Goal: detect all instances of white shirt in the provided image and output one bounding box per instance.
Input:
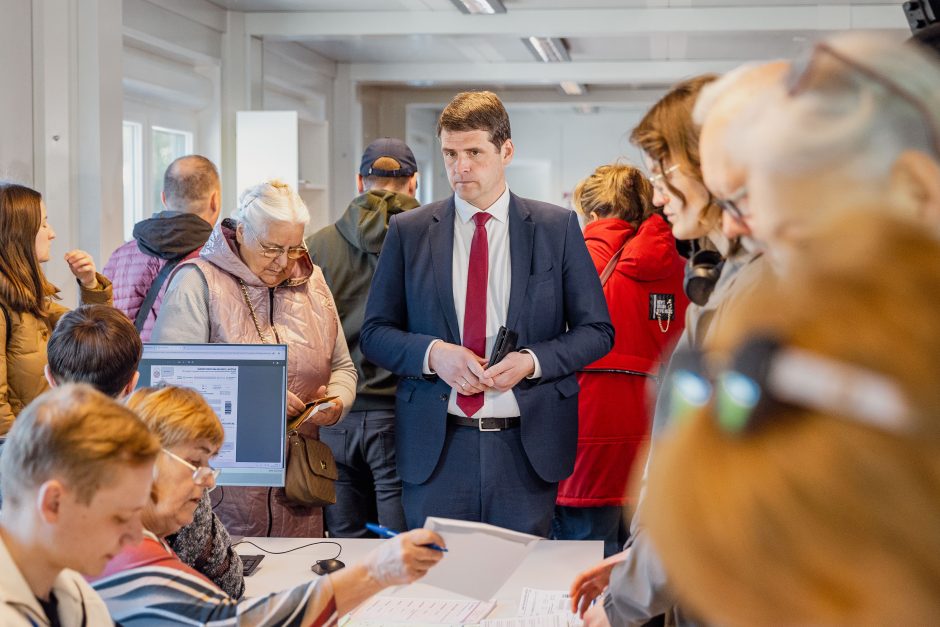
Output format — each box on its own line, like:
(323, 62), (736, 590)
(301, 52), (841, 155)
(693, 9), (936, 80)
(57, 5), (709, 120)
(423, 186), (541, 418)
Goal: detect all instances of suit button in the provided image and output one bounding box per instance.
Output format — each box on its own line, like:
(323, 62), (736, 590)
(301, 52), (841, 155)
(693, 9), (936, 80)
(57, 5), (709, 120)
(440, 394), (448, 401)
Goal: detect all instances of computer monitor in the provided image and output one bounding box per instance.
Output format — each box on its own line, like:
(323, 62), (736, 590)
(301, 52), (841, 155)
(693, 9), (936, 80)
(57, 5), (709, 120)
(137, 343), (288, 487)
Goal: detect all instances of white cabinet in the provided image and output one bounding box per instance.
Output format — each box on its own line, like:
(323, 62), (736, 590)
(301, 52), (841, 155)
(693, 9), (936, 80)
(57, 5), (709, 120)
(235, 110), (330, 235)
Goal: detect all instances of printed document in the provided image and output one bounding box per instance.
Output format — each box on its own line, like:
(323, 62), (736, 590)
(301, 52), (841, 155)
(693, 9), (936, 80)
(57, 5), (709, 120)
(342, 596), (495, 625)
(419, 518), (541, 600)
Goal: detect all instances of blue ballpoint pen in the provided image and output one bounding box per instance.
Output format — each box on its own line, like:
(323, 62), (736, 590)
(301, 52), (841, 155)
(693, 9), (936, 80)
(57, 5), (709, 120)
(365, 522), (448, 552)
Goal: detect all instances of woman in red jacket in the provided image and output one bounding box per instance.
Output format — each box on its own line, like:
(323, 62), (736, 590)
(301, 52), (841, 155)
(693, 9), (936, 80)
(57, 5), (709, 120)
(554, 163), (689, 556)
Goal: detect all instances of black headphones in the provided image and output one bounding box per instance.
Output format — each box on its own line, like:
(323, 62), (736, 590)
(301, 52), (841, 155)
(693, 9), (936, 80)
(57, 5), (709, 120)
(683, 249), (724, 306)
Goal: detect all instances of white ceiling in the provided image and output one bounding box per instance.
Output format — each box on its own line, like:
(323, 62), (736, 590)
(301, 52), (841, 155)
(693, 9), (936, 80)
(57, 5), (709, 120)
(207, 0), (910, 92)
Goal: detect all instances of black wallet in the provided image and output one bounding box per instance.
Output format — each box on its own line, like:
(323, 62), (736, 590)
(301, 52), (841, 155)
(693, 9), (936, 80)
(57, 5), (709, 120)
(487, 326), (518, 368)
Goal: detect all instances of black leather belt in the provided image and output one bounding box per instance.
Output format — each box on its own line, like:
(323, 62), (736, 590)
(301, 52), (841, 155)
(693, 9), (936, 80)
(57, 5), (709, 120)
(447, 413), (520, 431)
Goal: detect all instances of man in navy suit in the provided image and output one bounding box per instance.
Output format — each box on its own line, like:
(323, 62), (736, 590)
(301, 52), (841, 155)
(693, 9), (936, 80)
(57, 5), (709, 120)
(361, 91), (613, 536)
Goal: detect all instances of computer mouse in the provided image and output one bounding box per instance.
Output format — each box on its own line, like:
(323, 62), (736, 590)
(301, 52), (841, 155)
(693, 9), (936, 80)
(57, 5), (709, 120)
(311, 558), (346, 575)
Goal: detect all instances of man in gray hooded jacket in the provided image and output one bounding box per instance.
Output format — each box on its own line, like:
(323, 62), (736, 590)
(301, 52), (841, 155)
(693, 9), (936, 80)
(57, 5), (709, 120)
(307, 138), (419, 537)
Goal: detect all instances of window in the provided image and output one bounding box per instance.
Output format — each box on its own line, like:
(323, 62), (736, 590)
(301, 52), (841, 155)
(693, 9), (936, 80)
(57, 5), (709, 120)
(122, 122), (143, 242)
(418, 160), (432, 206)
(150, 126), (193, 217)
(121, 118), (195, 242)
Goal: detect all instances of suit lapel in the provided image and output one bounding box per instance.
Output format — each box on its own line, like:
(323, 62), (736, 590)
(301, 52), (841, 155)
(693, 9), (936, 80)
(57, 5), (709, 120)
(429, 197), (461, 343)
(507, 194), (534, 331)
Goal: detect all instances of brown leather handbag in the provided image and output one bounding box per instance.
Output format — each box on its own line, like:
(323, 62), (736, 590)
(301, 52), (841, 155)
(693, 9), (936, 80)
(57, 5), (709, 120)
(239, 278), (338, 506)
(284, 427), (338, 507)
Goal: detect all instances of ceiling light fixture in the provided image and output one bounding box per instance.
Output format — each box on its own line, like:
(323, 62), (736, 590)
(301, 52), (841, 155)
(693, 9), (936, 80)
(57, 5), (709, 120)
(559, 81), (587, 96)
(524, 36), (571, 63)
(450, 0), (507, 14)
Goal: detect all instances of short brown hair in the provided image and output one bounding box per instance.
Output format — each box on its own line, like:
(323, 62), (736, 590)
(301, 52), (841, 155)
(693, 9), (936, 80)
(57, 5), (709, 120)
(645, 212), (940, 625)
(363, 156), (414, 193)
(573, 163), (655, 228)
(0, 182), (56, 320)
(163, 155), (220, 214)
(47, 305), (142, 398)
(437, 91), (511, 150)
(630, 75), (719, 227)
(0, 384), (159, 507)
(126, 386), (225, 450)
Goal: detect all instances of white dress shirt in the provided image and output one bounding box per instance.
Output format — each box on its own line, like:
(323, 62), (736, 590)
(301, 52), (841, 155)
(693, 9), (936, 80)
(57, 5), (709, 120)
(423, 186), (542, 418)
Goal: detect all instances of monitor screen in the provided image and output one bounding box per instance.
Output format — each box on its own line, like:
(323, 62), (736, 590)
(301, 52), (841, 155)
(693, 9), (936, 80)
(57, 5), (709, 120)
(137, 343), (288, 487)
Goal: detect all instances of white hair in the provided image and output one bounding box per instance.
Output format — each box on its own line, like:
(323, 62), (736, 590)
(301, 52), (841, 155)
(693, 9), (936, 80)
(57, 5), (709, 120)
(233, 179), (310, 233)
(731, 32), (940, 182)
(692, 61), (767, 127)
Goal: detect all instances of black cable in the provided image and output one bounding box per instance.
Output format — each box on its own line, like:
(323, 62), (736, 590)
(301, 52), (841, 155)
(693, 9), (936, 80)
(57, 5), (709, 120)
(231, 539), (343, 561)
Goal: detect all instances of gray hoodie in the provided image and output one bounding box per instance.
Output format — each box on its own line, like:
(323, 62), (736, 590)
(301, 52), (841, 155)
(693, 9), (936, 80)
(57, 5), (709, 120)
(307, 189), (420, 411)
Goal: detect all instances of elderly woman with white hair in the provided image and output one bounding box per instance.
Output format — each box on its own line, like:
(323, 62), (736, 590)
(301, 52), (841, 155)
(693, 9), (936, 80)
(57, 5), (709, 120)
(154, 179), (357, 537)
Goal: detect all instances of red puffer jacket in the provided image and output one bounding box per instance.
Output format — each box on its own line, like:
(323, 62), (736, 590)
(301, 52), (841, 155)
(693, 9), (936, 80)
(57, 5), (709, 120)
(557, 215), (689, 507)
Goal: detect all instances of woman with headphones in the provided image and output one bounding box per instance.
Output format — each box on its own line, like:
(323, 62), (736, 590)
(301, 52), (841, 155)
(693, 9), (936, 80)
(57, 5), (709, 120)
(571, 71), (773, 627)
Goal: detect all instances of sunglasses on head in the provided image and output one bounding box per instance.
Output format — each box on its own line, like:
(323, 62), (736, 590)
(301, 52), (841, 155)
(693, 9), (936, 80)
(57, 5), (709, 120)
(667, 335), (912, 435)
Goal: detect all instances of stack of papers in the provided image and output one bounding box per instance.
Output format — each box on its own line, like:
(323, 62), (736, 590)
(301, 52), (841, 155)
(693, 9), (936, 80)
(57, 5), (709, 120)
(480, 588), (581, 627)
(342, 597), (496, 626)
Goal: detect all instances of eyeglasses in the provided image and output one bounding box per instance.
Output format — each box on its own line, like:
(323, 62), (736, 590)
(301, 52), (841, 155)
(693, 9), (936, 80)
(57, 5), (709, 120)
(714, 185), (749, 222)
(667, 336), (912, 435)
(244, 224), (309, 260)
(787, 41), (940, 158)
(648, 164), (679, 193)
(162, 448), (220, 487)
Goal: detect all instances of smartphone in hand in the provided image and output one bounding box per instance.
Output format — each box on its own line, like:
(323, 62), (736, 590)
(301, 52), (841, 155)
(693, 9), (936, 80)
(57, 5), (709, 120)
(289, 395), (339, 430)
(487, 326), (518, 369)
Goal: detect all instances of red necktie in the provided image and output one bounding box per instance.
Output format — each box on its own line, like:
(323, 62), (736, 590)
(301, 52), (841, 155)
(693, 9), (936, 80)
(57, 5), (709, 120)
(457, 211), (492, 417)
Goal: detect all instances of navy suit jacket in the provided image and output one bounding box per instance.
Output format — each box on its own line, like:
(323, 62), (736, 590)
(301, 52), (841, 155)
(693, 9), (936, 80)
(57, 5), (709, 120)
(360, 193), (614, 485)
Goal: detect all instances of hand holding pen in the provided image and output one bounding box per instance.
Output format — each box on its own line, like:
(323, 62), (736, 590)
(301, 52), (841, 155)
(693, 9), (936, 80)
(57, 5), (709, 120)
(366, 523), (448, 552)
(362, 526), (448, 586)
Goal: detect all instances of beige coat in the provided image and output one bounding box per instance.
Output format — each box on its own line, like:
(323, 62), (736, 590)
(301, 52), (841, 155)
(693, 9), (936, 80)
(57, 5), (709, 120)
(0, 275), (113, 435)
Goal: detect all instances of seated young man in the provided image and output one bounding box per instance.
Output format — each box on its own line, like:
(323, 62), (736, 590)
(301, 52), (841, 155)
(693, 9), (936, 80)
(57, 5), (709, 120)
(0, 384), (159, 626)
(44, 304), (143, 397)
(44, 304), (247, 599)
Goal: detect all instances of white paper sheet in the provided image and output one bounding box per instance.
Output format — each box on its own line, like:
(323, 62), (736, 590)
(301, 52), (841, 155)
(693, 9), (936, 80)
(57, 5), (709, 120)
(479, 614), (570, 627)
(344, 596), (496, 624)
(419, 517), (541, 601)
(517, 588), (573, 617)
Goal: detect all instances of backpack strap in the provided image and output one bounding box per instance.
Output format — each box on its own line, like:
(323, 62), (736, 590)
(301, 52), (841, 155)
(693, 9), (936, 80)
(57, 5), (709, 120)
(134, 258), (184, 332)
(599, 242), (628, 287)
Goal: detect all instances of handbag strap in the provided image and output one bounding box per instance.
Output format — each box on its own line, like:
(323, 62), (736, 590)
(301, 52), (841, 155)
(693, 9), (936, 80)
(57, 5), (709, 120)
(599, 242), (628, 286)
(134, 258), (183, 332)
(237, 278), (280, 344)
(1, 303), (10, 348)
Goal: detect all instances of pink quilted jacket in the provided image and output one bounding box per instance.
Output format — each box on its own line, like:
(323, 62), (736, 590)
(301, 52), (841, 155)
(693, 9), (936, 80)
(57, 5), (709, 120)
(103, 241), (200, 341)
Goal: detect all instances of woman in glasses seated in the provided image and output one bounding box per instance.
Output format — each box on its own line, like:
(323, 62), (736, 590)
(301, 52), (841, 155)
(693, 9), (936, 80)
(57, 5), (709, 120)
(153, 179), (356, 538)
(93, 385), (444, 626)
(644, 212), (940, 625)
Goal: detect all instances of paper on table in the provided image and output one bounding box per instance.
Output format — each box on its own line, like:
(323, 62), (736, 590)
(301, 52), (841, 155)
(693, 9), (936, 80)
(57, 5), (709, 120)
(420, 517), (541, 600)
(344, 596), (495, 624)
(517, 588), (574, 617)
(479, 615), (571, 627)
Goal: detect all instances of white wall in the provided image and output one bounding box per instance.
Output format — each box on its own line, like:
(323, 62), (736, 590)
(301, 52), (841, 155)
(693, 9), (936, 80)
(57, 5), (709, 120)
(0, 0), (34, 185)
(507, 107), (647, 208)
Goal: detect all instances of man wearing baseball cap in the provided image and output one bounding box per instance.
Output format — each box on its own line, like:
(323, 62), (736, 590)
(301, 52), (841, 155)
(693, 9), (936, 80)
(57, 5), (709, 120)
(306, 137), (419, 538)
